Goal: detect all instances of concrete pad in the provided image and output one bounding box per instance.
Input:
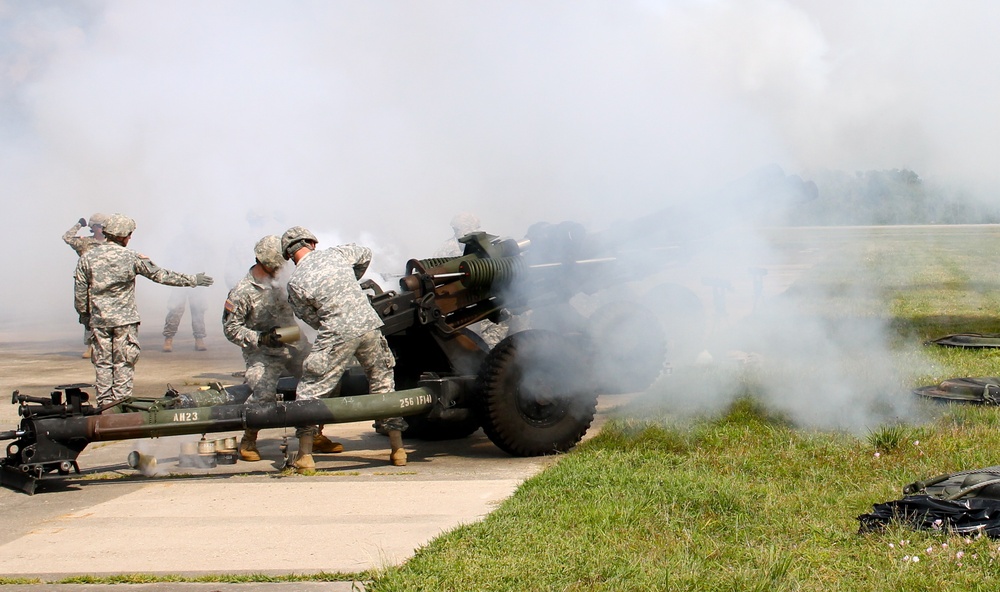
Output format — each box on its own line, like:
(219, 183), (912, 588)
(0, 478), (522, 576)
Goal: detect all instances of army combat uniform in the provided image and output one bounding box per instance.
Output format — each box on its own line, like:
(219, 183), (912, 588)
(223, 269), (308, 403)
(64, 220), (106, 353)
(63, 220), (104, 257)
(74, 243), (202, 405)
(286, 245), (403, 431)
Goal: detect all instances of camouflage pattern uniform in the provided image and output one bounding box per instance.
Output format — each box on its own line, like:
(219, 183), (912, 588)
(223, 269), (308, 403)
(64, 220), (106, 348)
(286, 244), (404, 433)
(163, 291), (208, 340)
(74, 243), (201, 404)
(63, 221), (104, 257)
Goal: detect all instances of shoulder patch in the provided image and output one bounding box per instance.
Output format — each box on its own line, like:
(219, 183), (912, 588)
(224, 299), (235, 312)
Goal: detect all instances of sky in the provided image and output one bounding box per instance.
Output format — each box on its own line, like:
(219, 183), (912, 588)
(2, 0), (998, 428)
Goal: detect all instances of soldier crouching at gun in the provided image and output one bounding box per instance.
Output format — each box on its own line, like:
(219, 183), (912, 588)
(222, 235), (344, 462)
(281, 226), (409, 471)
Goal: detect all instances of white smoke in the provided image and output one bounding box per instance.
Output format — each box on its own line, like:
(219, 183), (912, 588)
(2, 1), (996, 429)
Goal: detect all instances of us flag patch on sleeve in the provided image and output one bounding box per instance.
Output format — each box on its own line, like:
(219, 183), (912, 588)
(224, 299), (235, 312)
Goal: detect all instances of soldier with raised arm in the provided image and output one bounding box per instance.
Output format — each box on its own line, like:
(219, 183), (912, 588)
(74, 214), (214, 406)
(64, 213), (108, 357)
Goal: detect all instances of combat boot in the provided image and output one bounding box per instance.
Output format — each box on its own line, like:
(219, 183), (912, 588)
(239, 429), (261, 462)
(313, 433), (344, 454)
(292, 434), (315, 473)
(388, 430), (407, 466)
(81, 345), (92, 359)
(194, 338), (207, 351)
(162, 337), (173, 352)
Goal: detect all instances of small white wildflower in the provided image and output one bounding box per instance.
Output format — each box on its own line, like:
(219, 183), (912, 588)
(889, 543), (895, 548)
(912, 556), (920, 563)
(942, 543), (948, 549)
(956, 551), (965, 559)
(874, 452), (881, 458)
(914, 440), (920, 446)
(903, 555), (911, 562)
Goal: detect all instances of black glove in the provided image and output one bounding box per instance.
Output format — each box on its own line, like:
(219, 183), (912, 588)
(258, 327), (282, 348)
(79, 313), (90, 328)
(195, 273), (214, 287)
(78, 217), (88, 227)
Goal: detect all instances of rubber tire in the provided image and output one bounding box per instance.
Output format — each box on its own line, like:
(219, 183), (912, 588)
(476, 330), (598, 457)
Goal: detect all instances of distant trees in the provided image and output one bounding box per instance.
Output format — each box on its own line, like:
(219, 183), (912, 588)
(782, 169), (1000, 225)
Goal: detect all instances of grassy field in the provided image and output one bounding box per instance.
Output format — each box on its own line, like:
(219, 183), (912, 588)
(366, 225), (1000, 591)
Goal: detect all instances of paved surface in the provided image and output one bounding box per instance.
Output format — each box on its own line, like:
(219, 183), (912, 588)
(0, 333), (575, 587)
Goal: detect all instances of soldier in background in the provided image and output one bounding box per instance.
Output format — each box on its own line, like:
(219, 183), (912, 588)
(281, 226), (408, 472)
(433, 212), (481, 258)
(74, 214), (214, 406)
(222, 235), (342, 462)
(63, 212), (108, 256)
(64, 213), (108, 358)
(161, 291), (208, 352)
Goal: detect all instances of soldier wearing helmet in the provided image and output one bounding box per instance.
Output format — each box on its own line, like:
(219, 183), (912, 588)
(222, 235), (342, 461)
(280, 226), (408, 471)
(63, 212), (109, 257)
(74, 214), (215, 406)
(63, 212), (110, 358)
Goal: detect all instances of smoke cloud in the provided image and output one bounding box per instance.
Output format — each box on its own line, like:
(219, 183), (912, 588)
(2, 1), (995, 429)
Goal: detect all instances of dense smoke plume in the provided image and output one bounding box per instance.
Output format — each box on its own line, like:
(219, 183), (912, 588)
(2, 1), (998, 430)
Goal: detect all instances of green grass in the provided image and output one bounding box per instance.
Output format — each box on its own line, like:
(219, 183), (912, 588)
(365, 226), (1000, 591)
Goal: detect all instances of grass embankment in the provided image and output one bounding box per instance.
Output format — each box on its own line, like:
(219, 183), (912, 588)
(369, 226), (1000, 591)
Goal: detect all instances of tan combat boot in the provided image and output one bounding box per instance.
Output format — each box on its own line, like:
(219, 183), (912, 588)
(194, 338), (207, 351)
(239, 429), (261, 462)
(81, 345), (93, 359)
(292, 433), (315, 473)
(388, 430), (407, 466)
(162, 337), (173, 352)
(313, 433), (344, 454)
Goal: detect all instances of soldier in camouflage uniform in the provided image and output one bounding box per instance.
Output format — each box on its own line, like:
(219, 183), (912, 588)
(161, 291), (209, 352)
(64, 213), (109, 358)
(223, 235), (343, 461)
(74, 214), (214, 406)
(281, 226), (408, 472)
(63, 212), (108, 256)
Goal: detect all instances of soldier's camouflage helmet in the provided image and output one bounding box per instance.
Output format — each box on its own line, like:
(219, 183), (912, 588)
(89, 212), (109, 228)
(281, 226), (318, 260)
(103, 213), (136, 238)
(254, 235), (285, 271)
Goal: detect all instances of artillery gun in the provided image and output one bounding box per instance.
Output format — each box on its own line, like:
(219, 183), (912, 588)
(1, 222), (669, 494)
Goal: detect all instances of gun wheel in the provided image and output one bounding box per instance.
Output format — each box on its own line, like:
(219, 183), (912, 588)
(476, 330), (597, 456)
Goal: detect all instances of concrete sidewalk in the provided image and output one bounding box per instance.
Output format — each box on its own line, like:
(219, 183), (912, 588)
(0, 423), (550, 581)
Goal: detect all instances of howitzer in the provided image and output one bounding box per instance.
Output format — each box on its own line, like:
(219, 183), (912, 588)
(2, 222), (669, 494)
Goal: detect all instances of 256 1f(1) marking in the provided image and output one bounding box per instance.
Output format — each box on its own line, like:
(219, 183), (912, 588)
(399, 395), (432, 408)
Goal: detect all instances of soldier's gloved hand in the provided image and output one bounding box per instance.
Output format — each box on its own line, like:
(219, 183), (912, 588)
(195, 273), (214, 287)
(78, 217), (88, 227)
(78, 313), (90, 328)
(258, 327), (282, 348)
